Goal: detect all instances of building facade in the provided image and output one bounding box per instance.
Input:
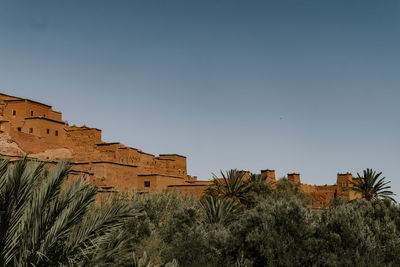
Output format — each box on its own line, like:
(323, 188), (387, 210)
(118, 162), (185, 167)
(0, 93), (358, 208)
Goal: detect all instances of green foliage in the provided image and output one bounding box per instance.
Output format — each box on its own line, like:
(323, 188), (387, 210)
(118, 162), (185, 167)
(201, 196), (240, 225)
(228, 196), (316, 267)
(346, 168), (396, 201)
(274, 177), (309, 203)
(312, 199), (400, 266)
(2, 163), (399, 267)
(120, 191), (230, 267)
(246, 174), (274, 203)
(0, 157), (133, 267)
(205, 169), (252, 205)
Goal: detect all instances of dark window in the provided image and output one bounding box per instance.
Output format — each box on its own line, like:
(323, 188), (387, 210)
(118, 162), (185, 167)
(30, 111), (34, 116)
(43, 114), (46, 118)
(55, 130), (58, 136)
(12, 110), (16, 116)
(144, 181), (150, 188)
(47, 129), (50, 134)
(17, 127), (21, 132)
(29, 128), (33, 134)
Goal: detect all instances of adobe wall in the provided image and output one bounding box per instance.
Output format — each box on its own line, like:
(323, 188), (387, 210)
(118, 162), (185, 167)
(0, 93), (22, 102)
(72, 161), (139, 191)
(137, 174), (186, 192)
(8, 127), (53, 153)
(4, 100), (59, 122)
(158, 154), (187, 177)
(23, 118), (65, 141)
(167, 183), (211, 198)
(0, 93), (361, 209)
(261, 169), (276, 182)
(0, 94), (194, 196)
(2, 101), (29, 129)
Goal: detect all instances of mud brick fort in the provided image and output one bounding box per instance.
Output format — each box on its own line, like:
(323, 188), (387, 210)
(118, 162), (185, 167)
(0, 93), (357, 208)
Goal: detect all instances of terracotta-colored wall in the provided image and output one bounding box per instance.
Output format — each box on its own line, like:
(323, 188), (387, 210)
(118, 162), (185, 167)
(72, 162), (139, 191)
(0, 95), (361, 209)
(261, 169), (276, 182)
(4, 100), (55, 122)
(23, 118), (65, 142)
(158, 154), (187, 177)
(137, 174), (186, 192)
(3, 101), (28, 129)
(9, 127), (51, 153)
(167, 184), (210, 198)
(288, 173), (301, 183)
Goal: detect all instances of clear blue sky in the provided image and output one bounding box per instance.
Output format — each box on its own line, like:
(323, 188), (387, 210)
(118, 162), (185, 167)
(1, 0), (399, 197)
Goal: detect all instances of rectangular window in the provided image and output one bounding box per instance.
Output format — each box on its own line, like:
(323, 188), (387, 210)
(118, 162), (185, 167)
(17, 128), (21, 132)
(29, 128), (33, 134)
(55, 130), (58, 136)
(144, 181), (150, 188)
(12, 110), (16, 116)
(47, 129), (50, 134)
(30, 111), (34, 116)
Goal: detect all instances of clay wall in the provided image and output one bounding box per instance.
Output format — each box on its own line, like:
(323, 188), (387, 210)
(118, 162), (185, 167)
(66, 127), (102, 146)
(336, 173), (358, 200)
(95, 143), (123, 162)
(137, 152), (157, 174)
(137, 174), (186, 192)
(154, 158), (173, 174)
(5, 100), (54, 120)
(23, 101), (54, 119)
(167, 184), (210, 198)
(117, 147), (138, 165)
(8, 127), (51, 153)
(158, 154), (187, 177)
(65, 127), (102, 161)
(23, 118), (65, 142)
(288, 173), (301, 183)
(261, 169), (276, 182)
(0, 94), (362, 209)
(336, 173), (352, 190)
(73, 162), (138, 191)
(3, 101), (29, 129)
(0, 93), (21, 102)
(0, 94), (21, 117)
(0, 121), (11, 133)
(47, 110), (62, 121)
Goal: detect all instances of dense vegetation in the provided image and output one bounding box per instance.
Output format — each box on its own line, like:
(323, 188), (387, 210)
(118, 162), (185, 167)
(0, 160), (399, 266)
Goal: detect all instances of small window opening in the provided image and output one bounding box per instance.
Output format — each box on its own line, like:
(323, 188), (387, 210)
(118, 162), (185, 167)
(43, 114), (46, 118)
(12, 110), (16, 116)
(47, 129), (50, 134)
(55, 130), (59, 136)
(30, 111), (34, 116)
(17, 127), (21, 132)
(29, 128), (33, 134)
(144, 181), (150, 188)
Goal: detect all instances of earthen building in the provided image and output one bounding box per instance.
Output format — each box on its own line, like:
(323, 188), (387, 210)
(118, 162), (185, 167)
(0, 93), (358, 208)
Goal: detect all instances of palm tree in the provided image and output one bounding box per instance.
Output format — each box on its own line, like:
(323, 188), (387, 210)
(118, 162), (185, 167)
(0, 157), (132, 266)
(201, 196), (239, 225)
(345, 168), (396, 202)
(206, 169), (252, 205)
